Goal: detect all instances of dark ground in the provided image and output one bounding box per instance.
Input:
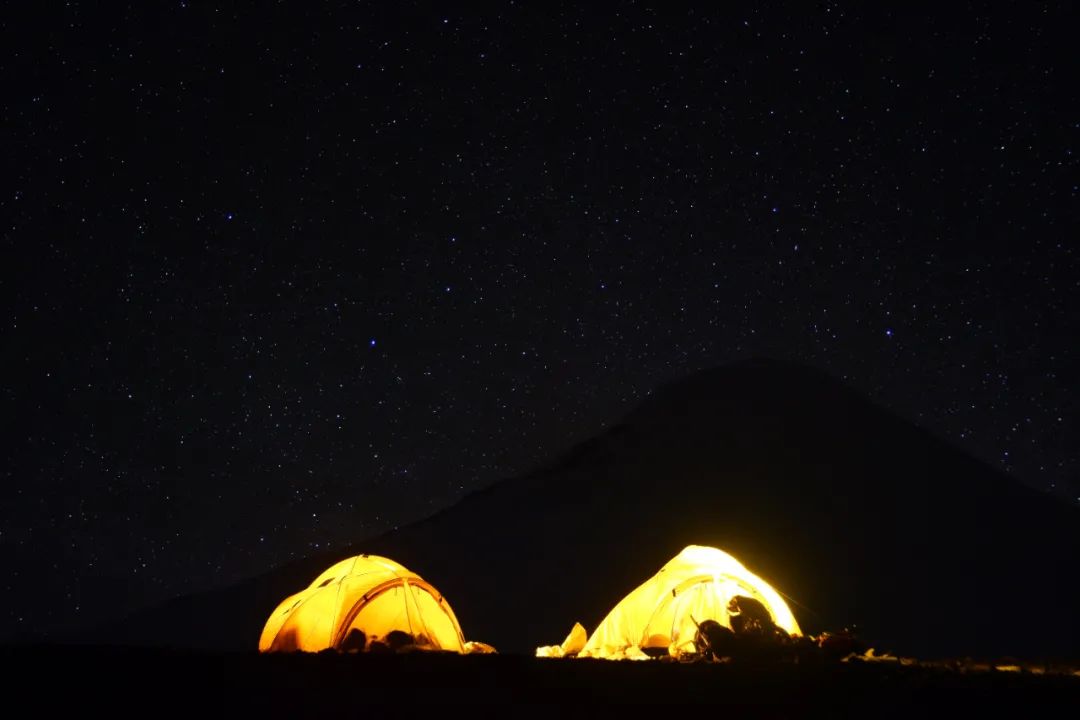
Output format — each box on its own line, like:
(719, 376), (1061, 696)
(10, 645), (1079, 716)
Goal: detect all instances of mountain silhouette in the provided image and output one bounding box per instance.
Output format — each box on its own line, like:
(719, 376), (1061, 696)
(75, 359), (1080, 659)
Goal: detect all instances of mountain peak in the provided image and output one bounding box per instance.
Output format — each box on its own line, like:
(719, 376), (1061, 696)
(84, 361), (1080, 660)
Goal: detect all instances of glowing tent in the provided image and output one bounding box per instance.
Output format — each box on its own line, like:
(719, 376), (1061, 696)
(259, 554), (466, 653)
(540, 545), (801, 659)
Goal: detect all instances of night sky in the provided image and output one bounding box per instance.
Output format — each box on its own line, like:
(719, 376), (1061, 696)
(3, 2), (1077, 638)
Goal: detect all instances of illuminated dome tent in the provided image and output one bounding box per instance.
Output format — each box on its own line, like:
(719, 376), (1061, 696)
(539, 545), (801, 659)
(259, 554), (466, 653)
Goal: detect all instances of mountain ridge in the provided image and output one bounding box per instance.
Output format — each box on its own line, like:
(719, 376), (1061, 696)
(57, 359), (1080, 659)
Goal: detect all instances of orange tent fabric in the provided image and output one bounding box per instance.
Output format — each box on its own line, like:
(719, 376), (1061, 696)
(259, 554), (465, 653)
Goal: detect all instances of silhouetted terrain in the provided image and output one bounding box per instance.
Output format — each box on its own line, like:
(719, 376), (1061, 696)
(14, 643), (1080, 712)
(73, 360), (1080, 659)
(7, 645), (1080, 715)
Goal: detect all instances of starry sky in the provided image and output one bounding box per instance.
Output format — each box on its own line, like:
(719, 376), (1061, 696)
(3, 2), (1077, 638)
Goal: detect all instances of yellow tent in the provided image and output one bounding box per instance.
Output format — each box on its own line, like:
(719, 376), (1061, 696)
(259, 554), (466, 653)
(540, 545), (801, 659)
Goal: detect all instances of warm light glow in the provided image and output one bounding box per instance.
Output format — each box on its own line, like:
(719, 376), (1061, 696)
(539, 545), (802, 659)
(258, 554), (466, 653)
